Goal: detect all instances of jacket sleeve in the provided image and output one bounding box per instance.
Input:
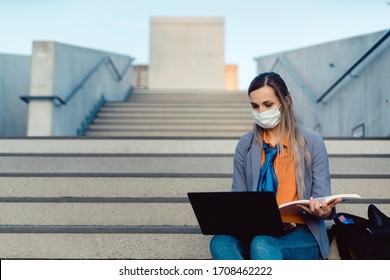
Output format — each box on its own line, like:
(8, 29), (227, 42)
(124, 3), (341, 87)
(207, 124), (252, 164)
(232, 135), (248, 192)
(310, 132), (331, 198)
(308, 132), (337, 220)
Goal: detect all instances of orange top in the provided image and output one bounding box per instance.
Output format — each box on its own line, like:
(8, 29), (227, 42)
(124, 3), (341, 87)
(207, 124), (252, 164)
(261, 131), (305, 224)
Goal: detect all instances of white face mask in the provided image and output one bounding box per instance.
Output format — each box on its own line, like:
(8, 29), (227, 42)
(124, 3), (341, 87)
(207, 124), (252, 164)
(251, 107), (281, 129)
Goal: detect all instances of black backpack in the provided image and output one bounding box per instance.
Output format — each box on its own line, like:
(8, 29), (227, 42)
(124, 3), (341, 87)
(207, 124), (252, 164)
(332, 204), (390, 260)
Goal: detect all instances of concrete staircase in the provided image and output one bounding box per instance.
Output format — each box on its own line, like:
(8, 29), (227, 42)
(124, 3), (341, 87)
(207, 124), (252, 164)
(0, 89), (389, 259)
(85, 89), (252, 137)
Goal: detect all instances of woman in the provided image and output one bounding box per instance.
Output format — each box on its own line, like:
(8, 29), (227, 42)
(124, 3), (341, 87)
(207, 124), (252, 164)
(210, 72), (341, 260)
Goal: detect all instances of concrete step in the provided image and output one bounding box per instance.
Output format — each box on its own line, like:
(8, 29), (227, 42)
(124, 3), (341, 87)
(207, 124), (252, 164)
(1, 155), (389, 175)
(0, 233), (211, 259)
(96, 112), (251, 118)
(88, 123), (252, 131)
(331, 178), (390, 198)
(125, 97), (247, 104)
(0, 139), (389, 155)
(129, 90), (246, 96)
(84, 130), (246, 137)
(1, 200), (387, 226)
(0, 155), (234, 175)
(0, 177), (231, 197)
(93, 118), (252, 125)
(0, 139), (239, 154)
(99, 107), (250, 113)
(0, 202), (197, 226)
(127, 93), (247, 98)
(132, 87), (245, 93)
(0, 177), (388, 199)
(104, 102), (249, 108)
(126, 96), (247, 101)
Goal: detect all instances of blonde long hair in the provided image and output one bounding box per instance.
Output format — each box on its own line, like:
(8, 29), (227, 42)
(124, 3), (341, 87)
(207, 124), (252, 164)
(248, 72), (312, 199)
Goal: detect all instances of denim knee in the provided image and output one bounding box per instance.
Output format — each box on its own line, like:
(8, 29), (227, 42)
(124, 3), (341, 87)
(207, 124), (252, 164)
(250, 235), (282, 260)
(210, 235), (245, 260)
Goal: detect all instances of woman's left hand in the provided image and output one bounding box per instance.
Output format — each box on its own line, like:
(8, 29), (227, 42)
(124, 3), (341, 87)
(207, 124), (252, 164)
(298, 197), (342, 218)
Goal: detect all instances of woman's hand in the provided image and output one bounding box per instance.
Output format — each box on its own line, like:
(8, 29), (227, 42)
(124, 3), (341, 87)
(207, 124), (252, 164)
(298, 197), (342, 218)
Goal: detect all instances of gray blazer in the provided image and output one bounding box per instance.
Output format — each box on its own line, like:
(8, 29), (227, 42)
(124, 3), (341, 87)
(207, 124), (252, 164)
(232, 127), (332, 259)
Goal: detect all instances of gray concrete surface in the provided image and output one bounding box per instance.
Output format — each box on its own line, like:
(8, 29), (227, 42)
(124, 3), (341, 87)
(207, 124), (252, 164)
(95, 112), (250, 118)
(99, 107), (249, 113)
(0, 176), (390, 206)
(84, 130), (245, 137)
(93, 118), (251, 124)
(0, 234), (212, 259)
(131, 88), (245, 95)
(1, 156), (389, 175)
(0, 203), (198, 226)
(0, 53), (30, 136)
(0, 139), (238, 154)
(0, 177), (231, 197)
(0, 156), (234, 174)
(1, 139), (389, 155)
(88, 123), (252, 131)
(0, 177), (388, 199)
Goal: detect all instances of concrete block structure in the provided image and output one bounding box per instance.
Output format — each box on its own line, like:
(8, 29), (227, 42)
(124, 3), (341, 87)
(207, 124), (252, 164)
(148, 17), (225, 90)
(254, 29), (390, 137)
(0, 53), (30, 136)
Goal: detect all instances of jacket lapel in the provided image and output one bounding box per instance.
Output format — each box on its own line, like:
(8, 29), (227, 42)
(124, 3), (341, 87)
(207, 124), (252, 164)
(251, 139), (261, 192)
(299, 148), (307, 198)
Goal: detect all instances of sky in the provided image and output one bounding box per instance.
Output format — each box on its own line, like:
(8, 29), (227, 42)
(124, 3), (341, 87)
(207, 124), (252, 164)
(0, 0), (389, 89)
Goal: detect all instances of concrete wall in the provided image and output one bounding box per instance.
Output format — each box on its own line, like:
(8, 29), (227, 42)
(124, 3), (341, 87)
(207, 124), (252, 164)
(26, 41), (133, 136)
(254, 29), (390, 137)
(148, 17), (225, 90)
(0, 53), (30, 136)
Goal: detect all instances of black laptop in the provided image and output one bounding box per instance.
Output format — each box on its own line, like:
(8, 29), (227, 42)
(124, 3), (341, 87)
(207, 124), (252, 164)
(187, 191), (285, 239)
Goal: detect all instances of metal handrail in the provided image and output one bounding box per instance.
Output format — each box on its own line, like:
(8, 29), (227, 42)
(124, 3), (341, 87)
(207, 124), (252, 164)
(317, 29), (390, 103)
(76, 94), (106, 136)
(20, 56), (133, 106)
(19, 95), (66, 105)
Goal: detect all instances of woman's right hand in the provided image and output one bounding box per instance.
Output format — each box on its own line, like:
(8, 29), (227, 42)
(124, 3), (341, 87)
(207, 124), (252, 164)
(298, 197), (342, 218)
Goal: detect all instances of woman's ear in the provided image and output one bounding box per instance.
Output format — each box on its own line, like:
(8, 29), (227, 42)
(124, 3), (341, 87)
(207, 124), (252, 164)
(285, 95), (292, 106)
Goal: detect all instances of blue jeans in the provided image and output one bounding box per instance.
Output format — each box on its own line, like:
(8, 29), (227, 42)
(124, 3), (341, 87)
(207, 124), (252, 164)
(210, 227), (320, 260)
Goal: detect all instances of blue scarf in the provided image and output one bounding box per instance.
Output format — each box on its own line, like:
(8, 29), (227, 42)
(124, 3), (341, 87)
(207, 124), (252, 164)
(257, 142), (279, 193)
